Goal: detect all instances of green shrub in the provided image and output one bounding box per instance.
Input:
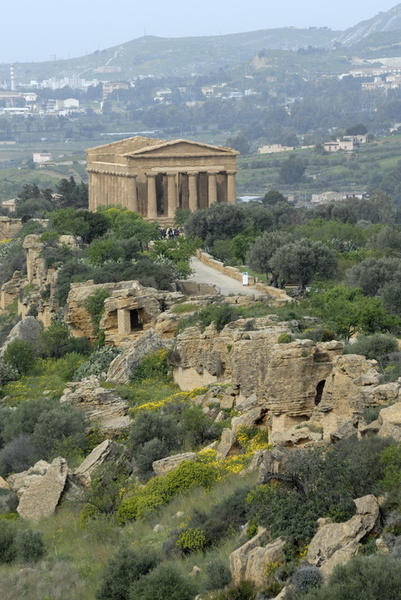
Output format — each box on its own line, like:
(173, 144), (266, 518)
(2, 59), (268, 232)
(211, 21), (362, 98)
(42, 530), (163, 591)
(128, 411), (180, 455)
(3, 339), (36, 376)
(180, 302), (241, 333)
(176, 527), (207, 553)
(247, 437), (392, 544)
(30, 405), (88, 463)
(131, 349), (170, 382)
(277, 332), (293, 344)
(0, 520), (17, 563)
(87, 238), (125, 266)
(72, 346), (121, 380)
(55, 352), (85, 381)
(85, 288), (111, 336)
(38, 319), (90, 359)
(210, 581), (257, 600)
(171, 303), (199, 314)
(380, 444), (401, 492)
(205, 558), (232, 591)
(128, 563), (196, 600)
(185, 485), (250, 548)
(292, 566), (323, 595)
(117, 461), (218, 522)
(134, 438), (170, 479)
(15, 528), (45, 563)
(96, 546), (160, 600)
(86, 459), (131, 517)
(301, 555), (401, 600)
(0, 361), (19, 385)
(344, 333), (399, 366)
(0, 434), (34, 476)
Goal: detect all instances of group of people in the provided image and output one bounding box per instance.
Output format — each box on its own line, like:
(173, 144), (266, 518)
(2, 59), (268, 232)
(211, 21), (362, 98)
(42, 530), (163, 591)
(160, 227), (180, 239)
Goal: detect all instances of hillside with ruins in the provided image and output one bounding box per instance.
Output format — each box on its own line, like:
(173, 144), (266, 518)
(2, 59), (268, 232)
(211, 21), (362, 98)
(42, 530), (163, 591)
(3, 185), (401, 599)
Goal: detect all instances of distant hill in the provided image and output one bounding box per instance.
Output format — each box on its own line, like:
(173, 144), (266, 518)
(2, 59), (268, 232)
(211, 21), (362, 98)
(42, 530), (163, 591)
(2, 28), (338, 83)
(334, 3), (401, 47)
(3, 5), (401, 84)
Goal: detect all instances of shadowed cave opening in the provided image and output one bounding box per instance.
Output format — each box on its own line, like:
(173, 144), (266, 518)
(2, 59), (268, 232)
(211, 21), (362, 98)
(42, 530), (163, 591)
(315, 380), (326, 406)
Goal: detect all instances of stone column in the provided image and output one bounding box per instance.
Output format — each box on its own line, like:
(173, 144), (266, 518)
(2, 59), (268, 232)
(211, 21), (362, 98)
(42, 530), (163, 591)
(117, 309), (131, 334)
(146, 173), (158, 219)
(227, 170), (237, 204)
(188, 173), (198, 212)
(97, 173), (102, 208)
(167, 173), (177, 219)
(208, 172), (217, 206)
(128, 175), (138, 213)
(88, 172), (95, 211)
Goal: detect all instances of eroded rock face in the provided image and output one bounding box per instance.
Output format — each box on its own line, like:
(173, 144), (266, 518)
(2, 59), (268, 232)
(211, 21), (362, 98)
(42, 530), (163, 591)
(106, 329), (167, 384)
(173, 321), (401, 443)
(230, 529), (286, 586)
(8, 458), (68, 522)
(306, 495), (380, 578)
(60, 376), (130, 433)
(152, 453), (197, 476)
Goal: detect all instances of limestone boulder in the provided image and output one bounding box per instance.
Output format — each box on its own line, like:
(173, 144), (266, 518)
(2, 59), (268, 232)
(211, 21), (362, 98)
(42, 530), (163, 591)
(152, 453), (197, 476)
(329, 420), (357, 443)
(73, 439), (131, 486)
(60, 376), (130, 433)
(230, 528), (286, 586)
(306, 495), (380, 578)
(106, 329), (167, 384)
(0, 316), (42, 357)
(8, 458), (68, 522)
(236, 392), (258, 413)
(216, 428), (237, 459)
(231, 407), (264, 433)
(378, 402), (401, 441)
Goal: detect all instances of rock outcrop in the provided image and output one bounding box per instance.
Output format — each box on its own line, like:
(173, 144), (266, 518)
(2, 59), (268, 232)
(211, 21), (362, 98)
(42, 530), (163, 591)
(230, 528), (286, 585)
(73, 439), (131, 486)
(8, 458), (68, 522)
(306, 495), (380, 578)
(152, 452), (197, 476)
(0, 270), (22, 310)
(0, 316), (42, 358)
(172, 320), (401, 444)
(377, 402), (401, 441)
(60, 376), (130, 432)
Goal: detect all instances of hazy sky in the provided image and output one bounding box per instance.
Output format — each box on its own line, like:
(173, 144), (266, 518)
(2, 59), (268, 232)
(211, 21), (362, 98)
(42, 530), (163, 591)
(1, 0), (399, 63)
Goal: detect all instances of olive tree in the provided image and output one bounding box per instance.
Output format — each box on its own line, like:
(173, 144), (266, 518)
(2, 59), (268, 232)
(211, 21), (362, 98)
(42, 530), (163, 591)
(270, 238), (336, 293)
(248, 231), (294, 287)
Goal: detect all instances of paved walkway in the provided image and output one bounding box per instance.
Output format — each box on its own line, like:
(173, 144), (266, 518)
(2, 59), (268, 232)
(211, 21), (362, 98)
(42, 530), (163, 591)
(189, 256), (264, 297)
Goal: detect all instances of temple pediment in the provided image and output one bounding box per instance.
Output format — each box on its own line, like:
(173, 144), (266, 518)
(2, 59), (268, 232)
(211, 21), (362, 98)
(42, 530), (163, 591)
(124, 139), (238, 158)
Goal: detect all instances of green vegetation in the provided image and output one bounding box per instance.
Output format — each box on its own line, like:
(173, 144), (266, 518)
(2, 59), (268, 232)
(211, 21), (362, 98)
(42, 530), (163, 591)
(301, 555), (401, 600)
(246, 437), (391, 544)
